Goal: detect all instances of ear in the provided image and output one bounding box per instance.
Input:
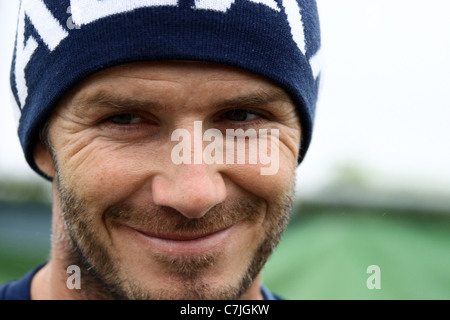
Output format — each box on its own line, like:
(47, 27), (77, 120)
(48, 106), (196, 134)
(34, 140), (55, 178)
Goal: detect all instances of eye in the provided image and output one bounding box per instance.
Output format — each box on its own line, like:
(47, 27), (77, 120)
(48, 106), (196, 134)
(224, 109), (260, 122)
(107, 113), (145, 125)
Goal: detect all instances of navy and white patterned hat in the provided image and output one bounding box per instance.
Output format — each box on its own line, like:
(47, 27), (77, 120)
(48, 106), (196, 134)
(10, 0), (322, 178)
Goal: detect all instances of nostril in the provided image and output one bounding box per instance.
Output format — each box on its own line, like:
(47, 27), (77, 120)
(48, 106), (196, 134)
(151, 169), (227, 219)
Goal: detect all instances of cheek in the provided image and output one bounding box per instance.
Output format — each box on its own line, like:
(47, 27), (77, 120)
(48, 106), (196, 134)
(224, 148), (297, 203)
(56, 141), (169, 206)
(225, 128), (298, 195)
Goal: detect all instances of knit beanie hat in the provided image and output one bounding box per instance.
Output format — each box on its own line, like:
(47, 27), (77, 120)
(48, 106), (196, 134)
(10, 0), (322, 178)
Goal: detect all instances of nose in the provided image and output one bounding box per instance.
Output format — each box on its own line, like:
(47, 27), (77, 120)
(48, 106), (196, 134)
(151, 163), (227, 219)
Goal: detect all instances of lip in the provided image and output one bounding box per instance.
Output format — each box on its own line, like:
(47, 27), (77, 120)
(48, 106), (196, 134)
(125, 224), (237, 255)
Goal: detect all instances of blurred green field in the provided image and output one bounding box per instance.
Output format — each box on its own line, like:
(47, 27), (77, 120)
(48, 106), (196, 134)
(1, 203), (449, 300)
(263, 207), (450, 300)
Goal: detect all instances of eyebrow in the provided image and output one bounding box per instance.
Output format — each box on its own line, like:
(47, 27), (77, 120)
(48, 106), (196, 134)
(73, 91), (166, 112)
(73, 87), (291, 113)
(215, 87), (292, 110)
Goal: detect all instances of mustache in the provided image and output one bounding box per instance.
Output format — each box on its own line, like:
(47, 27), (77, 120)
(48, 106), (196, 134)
(105, 197), (265, 235)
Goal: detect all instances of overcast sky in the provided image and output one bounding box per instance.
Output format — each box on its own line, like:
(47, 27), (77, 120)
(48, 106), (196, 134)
(1, 0), (450, 197)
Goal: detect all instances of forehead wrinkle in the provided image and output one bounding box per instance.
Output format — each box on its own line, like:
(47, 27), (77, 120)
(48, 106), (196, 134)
(214, 86), (292, 109)
(66, 79), (292, 117)
(71, 90), (167, 113)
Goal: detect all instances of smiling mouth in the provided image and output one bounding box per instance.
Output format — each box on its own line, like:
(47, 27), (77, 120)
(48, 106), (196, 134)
(126, 223), (238, 255)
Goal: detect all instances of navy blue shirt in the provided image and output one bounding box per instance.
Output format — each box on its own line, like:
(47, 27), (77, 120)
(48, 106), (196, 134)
(0, 264), (44, 300)
(0, 264), (283, 300)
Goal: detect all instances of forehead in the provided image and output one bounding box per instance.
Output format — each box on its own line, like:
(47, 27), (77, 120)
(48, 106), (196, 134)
(87, 60), (278, 84)
(66, 60), (291, 103)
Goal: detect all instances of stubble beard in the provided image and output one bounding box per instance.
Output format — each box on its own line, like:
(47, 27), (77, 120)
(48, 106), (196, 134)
(54, 170), (294, 300)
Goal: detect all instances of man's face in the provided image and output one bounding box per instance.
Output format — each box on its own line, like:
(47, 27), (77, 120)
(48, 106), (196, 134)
(42, 61), (301, 299)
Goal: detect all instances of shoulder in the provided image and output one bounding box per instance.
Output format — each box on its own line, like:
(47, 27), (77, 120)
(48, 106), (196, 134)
(261, 285), (285, 300)
(0, 264), (46, 300)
